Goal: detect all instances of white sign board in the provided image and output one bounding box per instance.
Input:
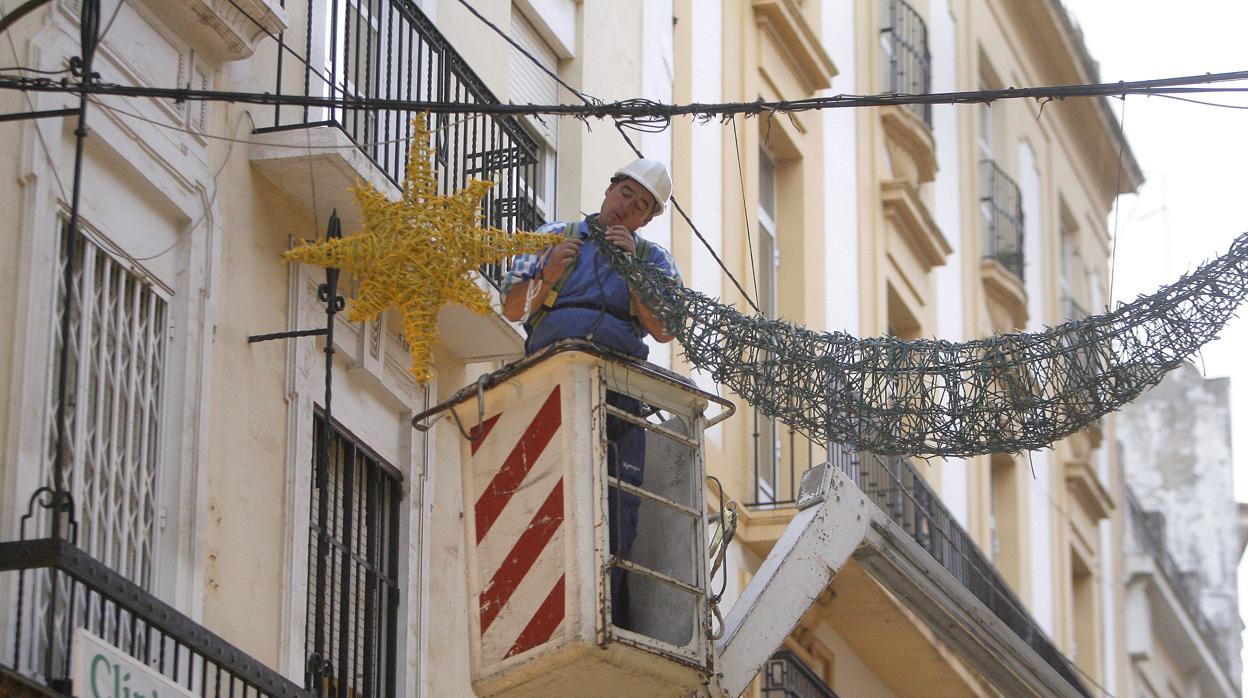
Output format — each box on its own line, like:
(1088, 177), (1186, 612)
(72, 627), (195, 698)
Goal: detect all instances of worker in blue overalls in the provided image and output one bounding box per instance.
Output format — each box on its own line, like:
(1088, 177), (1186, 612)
(501, 159), (680, 629)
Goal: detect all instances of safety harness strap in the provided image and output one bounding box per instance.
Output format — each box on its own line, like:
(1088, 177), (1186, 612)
(525, 219), (651, 337)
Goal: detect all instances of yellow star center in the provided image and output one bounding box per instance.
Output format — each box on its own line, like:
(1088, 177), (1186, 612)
(284, 117), (559, 382)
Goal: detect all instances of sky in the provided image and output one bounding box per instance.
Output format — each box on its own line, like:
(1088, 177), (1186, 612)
(1060, 0), (1248, 687)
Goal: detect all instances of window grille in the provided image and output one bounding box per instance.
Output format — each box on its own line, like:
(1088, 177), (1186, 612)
(880, 0), (932, 126)
(46, 226), (167, 587)
(27, 226), (168, 680)
(979, 159), (1025, 281)
(306, 415), (401, 697)
(261, 0), (546, 287)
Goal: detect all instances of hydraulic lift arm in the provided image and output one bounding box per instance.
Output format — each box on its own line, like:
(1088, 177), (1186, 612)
(709, 464), (870, 697)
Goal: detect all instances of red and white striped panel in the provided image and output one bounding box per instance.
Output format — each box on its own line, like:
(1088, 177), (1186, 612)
(469, 385), (568, 665)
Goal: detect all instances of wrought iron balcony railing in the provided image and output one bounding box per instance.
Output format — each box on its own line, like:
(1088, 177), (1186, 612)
(747, 445), (1089, 695)
(841, 449), (1087, 695)
(880, 0), (933, 126)
(980, 159), (1025, 281)
(1126, 491), (1235, 677)
(748, 415), (829, 507)
(0, 535), (308, 697)
(262, 0), (546, 287)
(762, 650), (838, 698)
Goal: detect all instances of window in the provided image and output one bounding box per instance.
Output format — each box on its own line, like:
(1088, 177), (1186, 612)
(338, 0), (383, 156)
(879, 0), (932, 126)
(989, 454), (1021, 590)
(1059, 208), (1085, 320)
(977, 59), (1001, 160)
(1070, 551), (1099, 680)
(979, 159), (1024, 280)
(754, 150), (780, 503)
(47, 225), (168, 588)
(509, 5), (559, 225)
(306, 414), (401, 697)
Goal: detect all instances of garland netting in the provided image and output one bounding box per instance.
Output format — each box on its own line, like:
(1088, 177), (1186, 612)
(592, 227), (1248, 458)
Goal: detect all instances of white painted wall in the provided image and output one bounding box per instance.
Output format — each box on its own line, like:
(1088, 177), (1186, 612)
(1099, 519), (1118, 697)
(688, 0), (724, 445)
(1118, 363), (1243, 677)
(1018, 140), (1054, 633)
(929, 0), (969, 527)
(822, 0), (857, 336)
(641, 0), (675, 369)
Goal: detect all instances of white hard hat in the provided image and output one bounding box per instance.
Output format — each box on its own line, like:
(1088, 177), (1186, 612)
(613, 158), (672, 214)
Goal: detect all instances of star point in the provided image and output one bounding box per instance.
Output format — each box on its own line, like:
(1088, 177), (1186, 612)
(284, 117), (559, 382)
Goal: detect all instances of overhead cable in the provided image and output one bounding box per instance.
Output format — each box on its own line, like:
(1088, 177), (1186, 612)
(2, 70), (1244, 121)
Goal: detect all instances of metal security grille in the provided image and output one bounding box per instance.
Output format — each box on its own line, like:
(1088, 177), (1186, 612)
(306, 415), (401, 697)
(979, 158), (1025, 280)
(47, 228), (167, 586)
(24, 227), (168, 683)
(880, 0), (932, 126)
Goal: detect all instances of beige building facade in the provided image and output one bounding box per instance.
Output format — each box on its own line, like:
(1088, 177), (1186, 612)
(2, 1), (1234, 697)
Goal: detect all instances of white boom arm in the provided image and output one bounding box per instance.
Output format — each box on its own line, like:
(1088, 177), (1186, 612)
(710, 464), (870, 697)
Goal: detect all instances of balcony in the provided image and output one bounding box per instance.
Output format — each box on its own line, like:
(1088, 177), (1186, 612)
(0, 535), (308, 697)
(762, 650), (838, 698)
(979, 159), (1027, 329)
(745, 445), (1089, 695)
(880, 0), (932, 127)
(253, 0), (546, 289)
(1126, 492), (1237, 686)
(252, 0), (548, 362)
(979, 159), (1025, 281)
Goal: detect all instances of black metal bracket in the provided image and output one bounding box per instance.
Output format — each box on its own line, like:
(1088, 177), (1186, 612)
(248, 327), (328, 343)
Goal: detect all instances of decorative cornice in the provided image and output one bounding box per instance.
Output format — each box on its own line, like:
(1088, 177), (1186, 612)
(138, 0), (288, 62)
(752, 0), (837, 93)
(880, 178), (951, 269)
(880, 105), (938, 185)
(1064, 455), (1114, 522)
(979, 257), (1028, 331)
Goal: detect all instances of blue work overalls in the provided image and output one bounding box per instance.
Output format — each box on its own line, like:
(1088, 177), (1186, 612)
(525, 218), (658, 627)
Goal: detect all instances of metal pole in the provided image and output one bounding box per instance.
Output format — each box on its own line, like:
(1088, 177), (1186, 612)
(309, 211), (343, 694)
(46, 0), (100, 685)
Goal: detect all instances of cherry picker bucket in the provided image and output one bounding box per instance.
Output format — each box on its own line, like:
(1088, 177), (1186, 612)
(415, 341), (733, 697)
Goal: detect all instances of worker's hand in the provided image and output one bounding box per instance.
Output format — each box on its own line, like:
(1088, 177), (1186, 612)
(603, 225), (637, 255)
(541, 238), (582, 282)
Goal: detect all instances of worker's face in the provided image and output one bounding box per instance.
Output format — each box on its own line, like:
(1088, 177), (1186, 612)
(598, 178), (657, 232)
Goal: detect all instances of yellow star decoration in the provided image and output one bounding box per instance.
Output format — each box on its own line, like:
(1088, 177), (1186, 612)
(284, 117), (560, 382)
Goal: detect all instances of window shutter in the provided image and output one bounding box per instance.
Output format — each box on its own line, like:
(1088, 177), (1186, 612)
(509, 11), (559, 148)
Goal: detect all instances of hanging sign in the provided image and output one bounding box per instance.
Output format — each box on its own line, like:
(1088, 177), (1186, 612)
(72, 627), (194, 698)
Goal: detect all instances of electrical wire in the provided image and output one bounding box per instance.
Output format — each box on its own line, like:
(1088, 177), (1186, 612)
(452, 0), (594, 105)
(4, 70), (1244, 120)
(455, 0), (763, 313)
(95, 0), (125, 45)
(731, 117), (761, 306)
(0, 64), (67, 74)
(1152, 93), (1248, 110)
(93, 96), (483, 148)
(0, 0), (68, 201)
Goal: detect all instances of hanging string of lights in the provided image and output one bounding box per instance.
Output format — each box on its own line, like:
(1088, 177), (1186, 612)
(591, 225), (1248, 458)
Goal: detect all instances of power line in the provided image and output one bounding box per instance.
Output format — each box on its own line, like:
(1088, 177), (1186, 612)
(456, 0), (763, 312)
(2, 69), (1243, 120)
